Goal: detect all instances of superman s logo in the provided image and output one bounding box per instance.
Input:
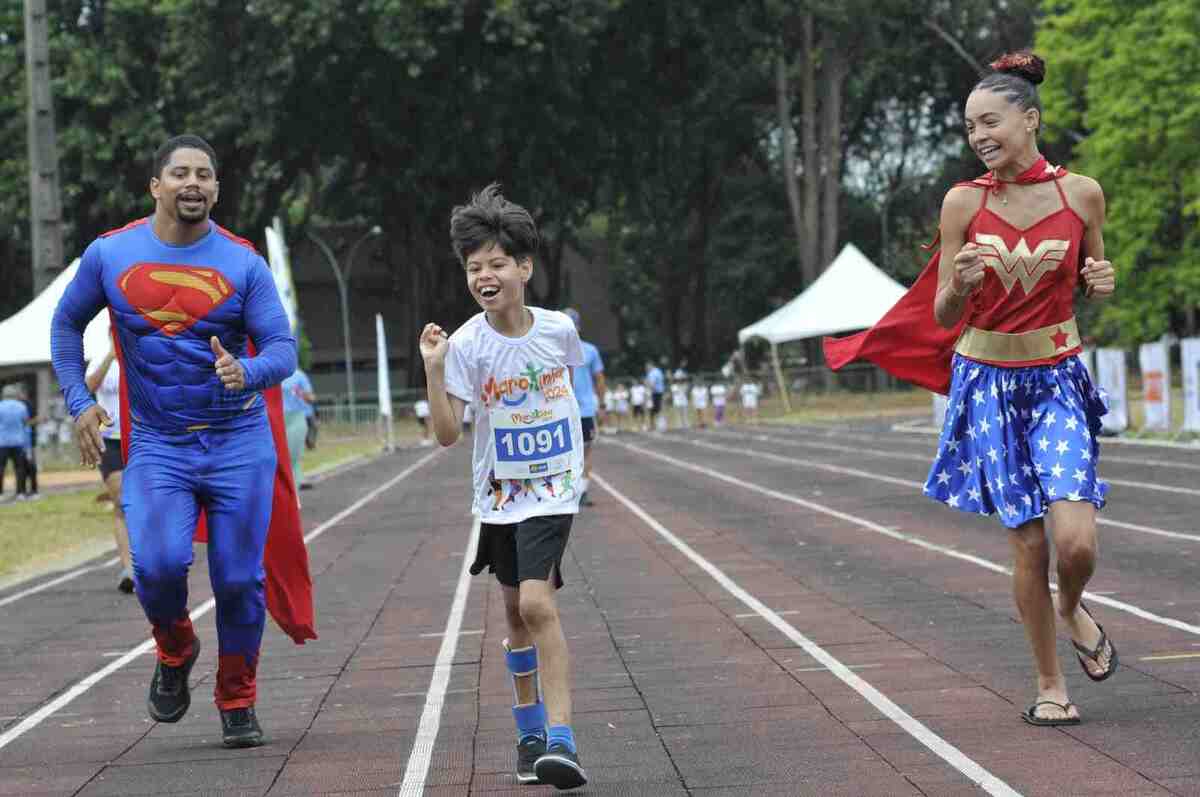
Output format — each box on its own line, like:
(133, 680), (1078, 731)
(118, 263), (233, 335)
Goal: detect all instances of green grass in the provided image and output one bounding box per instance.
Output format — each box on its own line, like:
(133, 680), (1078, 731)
(0, 490), (117, 581)
(0, 433), (387, 582)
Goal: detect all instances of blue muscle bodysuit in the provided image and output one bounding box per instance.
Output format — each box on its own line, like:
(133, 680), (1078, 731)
(51, 218), (297, 709)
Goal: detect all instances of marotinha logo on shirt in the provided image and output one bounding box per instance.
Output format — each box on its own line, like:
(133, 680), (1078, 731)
(481, 363), (569, 407)
(508, 408), (556, 425)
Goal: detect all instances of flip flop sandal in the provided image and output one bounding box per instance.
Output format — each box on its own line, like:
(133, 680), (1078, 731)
(1022, 700), (1081, 726)
(1073, 601), (1119, 682)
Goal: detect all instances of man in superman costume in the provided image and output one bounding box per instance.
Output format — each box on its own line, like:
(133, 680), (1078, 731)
(51, 135), (316, 748)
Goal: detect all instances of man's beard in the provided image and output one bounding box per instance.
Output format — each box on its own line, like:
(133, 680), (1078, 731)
(177, 198), (209, 224)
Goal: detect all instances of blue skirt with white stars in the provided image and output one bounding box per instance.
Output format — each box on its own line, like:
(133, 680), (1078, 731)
(924, 353), (1109, 529)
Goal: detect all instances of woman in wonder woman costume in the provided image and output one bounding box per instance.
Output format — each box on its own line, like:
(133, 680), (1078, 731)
(827, 53), (1118, 726)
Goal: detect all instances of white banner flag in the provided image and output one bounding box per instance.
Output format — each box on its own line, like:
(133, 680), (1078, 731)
(931, 392), (948, 428)
(375, 314), (393, 418)
(265, 218), (300, 334)
(1181, 337), (1200, 432)
(1095, 348), (1128, 433)
(1079, 348), (1096, 381)
(1138, 341), (1170, 431)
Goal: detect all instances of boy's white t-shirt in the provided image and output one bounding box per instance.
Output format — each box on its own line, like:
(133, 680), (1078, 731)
(710, 383), (727, 407)
(629, 384), (647, 407)
(671, 383), (688, 407)
(414, 399), (431, 419)
(603, 390), (615, 413)
(443, 307), (585, 524)
(87, 360), (122, 440)
(691, 385), (710, 409)
(740, 382), (760, 407)
(615, 388), (629, 413)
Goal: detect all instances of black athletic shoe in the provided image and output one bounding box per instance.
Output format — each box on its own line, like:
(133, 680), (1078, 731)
(534, 743), (588, 790)
(579, 491), (594, 507)
(117, 568), (134, 594)
(147, 639), (200, 723)
(516, 735), (546, 784)
(220, 706), (265, 748)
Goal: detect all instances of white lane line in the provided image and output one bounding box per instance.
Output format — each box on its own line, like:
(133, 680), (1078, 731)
(0, 449), (442, 751)
(613, 439), (1200, 638)
(0, 557), (121, 610)
(889, 422), (1200, 453)
(593, 473), (1021, 797)
(707, 428), (1200, 499)
(687, 434), (1200, 545)
(398, 516), (481, 797)
(747, 425), (1200, 473)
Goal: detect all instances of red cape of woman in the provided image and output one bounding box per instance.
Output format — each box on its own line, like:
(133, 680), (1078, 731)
(111, 319), (317, 644)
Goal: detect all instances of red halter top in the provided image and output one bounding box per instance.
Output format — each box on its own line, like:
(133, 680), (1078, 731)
(955, 177), (1086, 367)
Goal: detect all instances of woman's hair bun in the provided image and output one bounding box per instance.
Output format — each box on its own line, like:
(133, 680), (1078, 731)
(989, 51), (1045, 85)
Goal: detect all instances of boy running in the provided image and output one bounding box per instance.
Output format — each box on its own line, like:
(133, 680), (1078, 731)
(420, 184), (588, 790)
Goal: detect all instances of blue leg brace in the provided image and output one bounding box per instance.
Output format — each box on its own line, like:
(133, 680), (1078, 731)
(504, 638), (546, 742)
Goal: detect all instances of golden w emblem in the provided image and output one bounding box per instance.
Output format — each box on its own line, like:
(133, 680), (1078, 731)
(974, 233), (1070, 295)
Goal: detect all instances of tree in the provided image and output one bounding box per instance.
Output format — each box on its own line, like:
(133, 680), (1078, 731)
(1038, 0), (1200, 342)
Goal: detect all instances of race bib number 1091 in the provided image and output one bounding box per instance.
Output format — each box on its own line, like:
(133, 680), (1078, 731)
(491, 409), (574, 480)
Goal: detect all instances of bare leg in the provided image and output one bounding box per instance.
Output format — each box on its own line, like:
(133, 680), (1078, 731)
(518, 579), (571, 726)
(1009, 519), (1078, 721)
(1048, 501), (1111, 677)
(501, 586), (538, 704)
(105, 471), (132, 571)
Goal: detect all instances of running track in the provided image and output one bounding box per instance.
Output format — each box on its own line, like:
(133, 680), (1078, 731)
(1, 418), (1198, 796)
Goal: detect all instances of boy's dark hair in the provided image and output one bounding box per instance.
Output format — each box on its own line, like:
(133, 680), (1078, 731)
(153, 134), (218, 180)
(450, 182), (539, 264)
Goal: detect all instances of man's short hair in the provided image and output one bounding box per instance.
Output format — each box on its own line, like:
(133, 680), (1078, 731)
(153, 134), (218, 180)
(450, 183), (539, 264)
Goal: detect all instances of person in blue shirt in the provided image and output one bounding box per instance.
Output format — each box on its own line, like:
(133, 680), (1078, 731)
(645, 359), (666, 431)
(280, 367), (316, 490)
(0, 385), (31, 501)
(50, 134), (297, 749)
(563, 309), (606, 507)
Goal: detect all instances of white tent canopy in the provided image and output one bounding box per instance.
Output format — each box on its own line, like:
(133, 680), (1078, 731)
(738, 244), (906, 345)
(0, 259), (112, 370)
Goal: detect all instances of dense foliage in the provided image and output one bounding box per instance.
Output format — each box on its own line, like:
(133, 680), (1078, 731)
(14, 0), (1188, 378)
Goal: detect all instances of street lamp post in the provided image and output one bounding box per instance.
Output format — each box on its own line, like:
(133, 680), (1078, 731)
(307, 225), (382, 426)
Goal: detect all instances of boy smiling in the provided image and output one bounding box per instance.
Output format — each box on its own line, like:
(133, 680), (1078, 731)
(420, 184), (588, 789)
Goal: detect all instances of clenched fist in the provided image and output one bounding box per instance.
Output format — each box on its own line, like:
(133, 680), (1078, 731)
(1081, 257), (1116, 298)
(952, 242), (986, 298)
(420, 323), (449, 366)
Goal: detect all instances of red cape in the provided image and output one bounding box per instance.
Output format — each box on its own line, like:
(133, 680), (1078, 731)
(822, 250), (966, 395)
(111, 316), (317, 644)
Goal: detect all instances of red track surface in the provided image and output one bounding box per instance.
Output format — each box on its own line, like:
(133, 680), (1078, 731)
(1, 419), (1198, 795)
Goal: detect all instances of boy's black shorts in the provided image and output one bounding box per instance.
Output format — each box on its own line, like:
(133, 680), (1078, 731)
(471, 514), (573, 589)
(98, 443), (125, 480)
(581, 416), (596, 443)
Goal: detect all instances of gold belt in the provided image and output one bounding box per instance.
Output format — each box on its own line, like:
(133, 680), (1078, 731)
(954, 317), (1080, 364)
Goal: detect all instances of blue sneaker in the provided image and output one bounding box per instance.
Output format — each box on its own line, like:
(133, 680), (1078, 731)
(534, 742), (588, 790)
(516, 735), (545, 784)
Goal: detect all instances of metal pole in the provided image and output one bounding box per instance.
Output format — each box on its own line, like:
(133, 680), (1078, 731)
(307, 226), (381, 429)
(306, 231), (355, 424)
(770, 342), (792, 415)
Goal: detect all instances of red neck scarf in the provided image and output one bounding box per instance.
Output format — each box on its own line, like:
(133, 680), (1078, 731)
(971, 155), (1067, 196)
